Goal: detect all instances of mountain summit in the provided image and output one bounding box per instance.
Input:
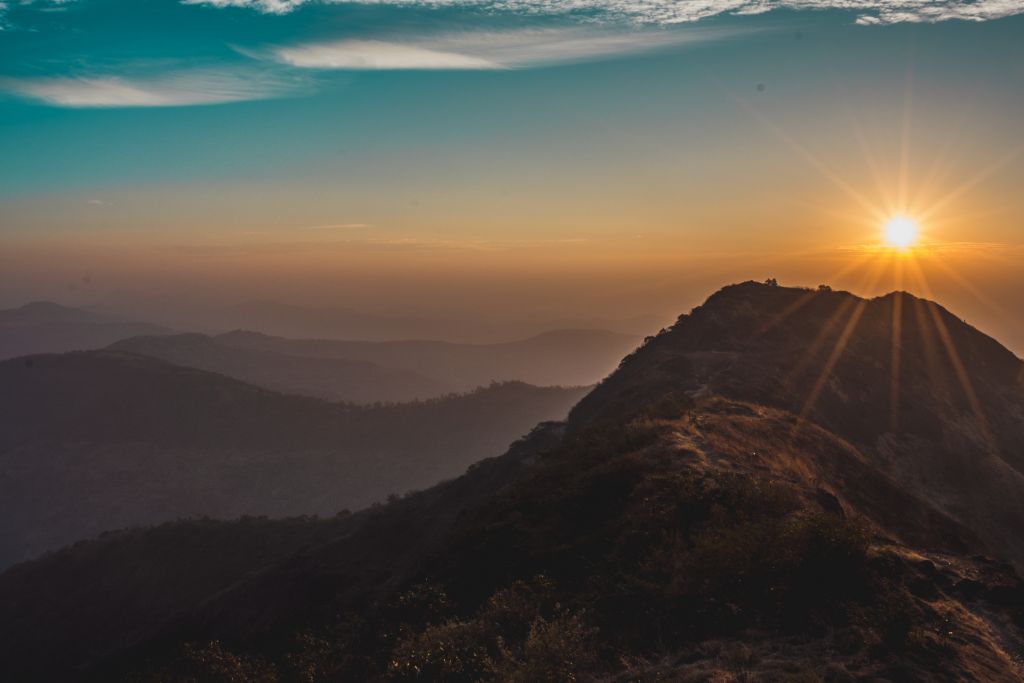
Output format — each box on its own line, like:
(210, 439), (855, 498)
(2, 282), (1023, 682)
(573, 281), (1024, 568)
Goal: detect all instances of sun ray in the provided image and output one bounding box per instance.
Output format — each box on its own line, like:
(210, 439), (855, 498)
(904, 257), (999, 453)
(918, 141), (1024, 223)
(885, 245), (907, 431)
(909, 83), (982, 215)
(792, 299), (867, 435)
(889, 289), (904, 431)
(782, 296), (859, 392)
(788, 256), (887, 438)
(908, 277), (953, 401)
(753, 246), (879, 341)
(897, 53), (915, 214)
(918, 204), (1014, 234)
(753, 288), (819, 338)
(719, 84), (886, 222)
(926, 254), (1018, 330)
(834, 85), (896, 213)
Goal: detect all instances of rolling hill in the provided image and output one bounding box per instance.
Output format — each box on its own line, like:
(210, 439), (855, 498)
(0, 351), (587, 569)
(214, 327), (642, 391)
(108, 333), (453, 403)
(2, 282), (1024, 682)
(114, 297), (663, 343)
(0, 301), (169, 360)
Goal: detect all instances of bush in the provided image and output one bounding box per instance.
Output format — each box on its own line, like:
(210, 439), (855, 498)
(177, 641), (277, 683)
(492, 612), (598, 683)
(386, 578), (596, 683)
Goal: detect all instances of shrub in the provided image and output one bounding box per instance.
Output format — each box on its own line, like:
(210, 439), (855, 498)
(492, 612), (598, 683)
(180, 641), (277, 683)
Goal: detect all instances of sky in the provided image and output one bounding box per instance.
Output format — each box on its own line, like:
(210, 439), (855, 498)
(2, 0), (1024, 349)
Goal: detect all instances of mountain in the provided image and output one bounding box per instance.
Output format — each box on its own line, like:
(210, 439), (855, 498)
(107, 328), (638, 402)
(570, 281), (1024, 568)
(94, 295), (664, 343)
(0, 350), (588, 569)
(215, 328), (642, 391)
(215, 300), (467, 341)
(2, 282), (1024, 682)
(191, 299), (663, 343)
(108, 333), (453, 403)
(0, 301), (169, 360)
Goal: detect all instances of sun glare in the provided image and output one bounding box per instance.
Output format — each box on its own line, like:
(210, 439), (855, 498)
(883, 215), (918, 249)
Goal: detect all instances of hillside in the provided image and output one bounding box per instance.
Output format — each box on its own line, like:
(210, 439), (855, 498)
(108, 333), (453, 403)
(0, 301), (169, 360)
(0, 351), (587, 569)
(2, 282), (1024, 682)
(216, 327), (641, 391)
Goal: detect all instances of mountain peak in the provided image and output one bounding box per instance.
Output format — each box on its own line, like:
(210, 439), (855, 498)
(569, 281), (1024, 570)
(578, 281), (1021, 427)
(2, 301), (102, 323)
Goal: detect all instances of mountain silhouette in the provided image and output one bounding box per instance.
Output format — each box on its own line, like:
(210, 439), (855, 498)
(108, 327), (638, 400)
(214, 327), (641, 391)
(2, 282), (1023, 682)
(0, 350), (586, 569)
(108, 333), (453, 403)
(96, 296), (662, 344)
(0, 301), (169, 360)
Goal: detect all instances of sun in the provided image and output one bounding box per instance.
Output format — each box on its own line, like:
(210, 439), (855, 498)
(883, 215), (919, 249)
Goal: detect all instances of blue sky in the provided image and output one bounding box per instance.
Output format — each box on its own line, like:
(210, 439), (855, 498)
(2, 0), (1022, 199)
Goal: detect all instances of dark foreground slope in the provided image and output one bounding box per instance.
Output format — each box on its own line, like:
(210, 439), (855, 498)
(0, 351), (587, 568)
(3, 282), (1024, 682)
(109, 333), (453, 403)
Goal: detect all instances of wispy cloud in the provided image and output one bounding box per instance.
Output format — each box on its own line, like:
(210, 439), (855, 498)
(276, 40), (499, 69)
(182, 0), (306, 13)
(1, 0), (76, 29)
(272, 27), (717, 71)
(2, 69), (299, 108)
(183, 0), (1024, 25)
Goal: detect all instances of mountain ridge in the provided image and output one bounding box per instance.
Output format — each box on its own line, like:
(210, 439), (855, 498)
(0, 350), (587, 569)
(212, 326), (641, 390)
(108, 333), (454, 403)
(0, 301), (170, 360)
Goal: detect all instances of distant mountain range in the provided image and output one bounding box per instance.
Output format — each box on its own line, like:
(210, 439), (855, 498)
(108, 333), (454, 404)
(94, 295), (667, 343)
(0, 350), (587, 569)
(211, 327), (641, 393)
(2, 282), (1024, 681)
(2, 299), (641, 402)
(0, 301), (169, 360)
